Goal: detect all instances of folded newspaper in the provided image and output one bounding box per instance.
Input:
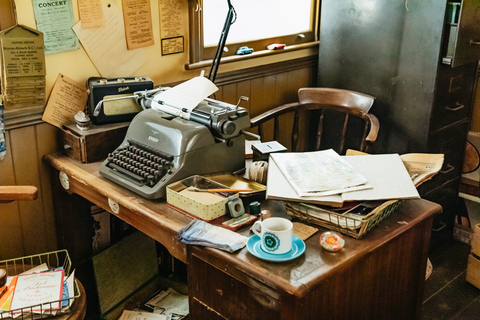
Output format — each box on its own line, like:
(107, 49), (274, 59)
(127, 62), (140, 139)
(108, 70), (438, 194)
(178, 220), (248, 252)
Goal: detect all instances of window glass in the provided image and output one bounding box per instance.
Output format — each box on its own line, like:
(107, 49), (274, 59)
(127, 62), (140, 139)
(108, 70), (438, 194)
(190, 0), (318, 63)
(203, 0), (313, 47)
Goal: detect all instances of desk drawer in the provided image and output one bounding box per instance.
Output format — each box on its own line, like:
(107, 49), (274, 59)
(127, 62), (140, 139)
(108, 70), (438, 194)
(188, 252), (280, 320)
(421, 178), (460, 245)
(425, 120), (469, 189)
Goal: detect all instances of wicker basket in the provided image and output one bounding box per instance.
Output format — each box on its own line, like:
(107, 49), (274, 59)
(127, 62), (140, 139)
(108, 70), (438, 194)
(0, 250), (80, 319)
(286, 199), (403, 239)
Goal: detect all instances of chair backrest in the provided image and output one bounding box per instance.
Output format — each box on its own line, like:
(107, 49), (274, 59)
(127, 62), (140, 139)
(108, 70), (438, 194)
(250, 87), (379, 154)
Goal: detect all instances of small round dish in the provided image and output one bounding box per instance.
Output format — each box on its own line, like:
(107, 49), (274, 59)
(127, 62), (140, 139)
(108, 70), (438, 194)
(247, 235), (305, 262)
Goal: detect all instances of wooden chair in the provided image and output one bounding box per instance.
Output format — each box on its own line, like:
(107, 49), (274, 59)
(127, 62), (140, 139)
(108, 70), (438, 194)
(250, 87), (379, 154)
(0, 186), (38, 203)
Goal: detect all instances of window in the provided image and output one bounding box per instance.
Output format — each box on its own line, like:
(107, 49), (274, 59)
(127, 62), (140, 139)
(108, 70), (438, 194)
(189, 0), (319, 65)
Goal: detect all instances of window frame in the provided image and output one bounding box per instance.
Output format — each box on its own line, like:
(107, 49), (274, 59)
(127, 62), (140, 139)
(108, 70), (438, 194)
(188, 0), (320, 66)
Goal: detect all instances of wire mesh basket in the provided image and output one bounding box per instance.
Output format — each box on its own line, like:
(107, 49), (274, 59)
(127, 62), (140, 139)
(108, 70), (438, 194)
(286, 199), (403, 239)
(0, 250), (80, 319)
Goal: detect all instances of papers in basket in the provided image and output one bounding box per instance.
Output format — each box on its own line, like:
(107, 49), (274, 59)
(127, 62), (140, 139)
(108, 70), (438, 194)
(0, 263), (76, 318)
(267, 152), (420, 207)
(270, 149), (371, 197)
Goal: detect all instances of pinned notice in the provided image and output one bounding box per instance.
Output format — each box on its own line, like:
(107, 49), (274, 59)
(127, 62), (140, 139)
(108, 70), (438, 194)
(42, 74), (88, 129)
(0, 24), (46, 109)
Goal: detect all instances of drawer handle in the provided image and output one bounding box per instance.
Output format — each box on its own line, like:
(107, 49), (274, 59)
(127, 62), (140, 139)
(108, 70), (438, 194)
(470, 40), (480, 46)
(432, 220), (447, 232)
(446, 102), (464, 112)
(439, 164), (454, 174)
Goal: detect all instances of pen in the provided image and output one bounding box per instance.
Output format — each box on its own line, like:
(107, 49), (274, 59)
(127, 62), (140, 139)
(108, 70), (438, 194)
(190, 188), (252, 193)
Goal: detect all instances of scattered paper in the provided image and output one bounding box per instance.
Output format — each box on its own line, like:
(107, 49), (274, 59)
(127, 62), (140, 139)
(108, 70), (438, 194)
(72, 0), (148, 77)
(145, 288), (188, 319)
(119, 310), (167, 320)
(78, 0), (105, 28)
(32, 0), (79, 54)
(267, 153), (420, 206)
(42, 73), (88, 129)
(346, 149), (444, 187)
(270, 149), (370, 197)
(122, 0), (154, 49)
(400, 153), (444, 186)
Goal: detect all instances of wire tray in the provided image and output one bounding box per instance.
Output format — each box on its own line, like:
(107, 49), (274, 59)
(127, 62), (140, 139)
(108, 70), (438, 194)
(286, 199), (403, 239)
(0, 250), (80, 319)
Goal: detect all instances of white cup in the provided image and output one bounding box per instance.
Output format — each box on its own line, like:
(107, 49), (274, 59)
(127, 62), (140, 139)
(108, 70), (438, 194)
(252, 217), (293, 254)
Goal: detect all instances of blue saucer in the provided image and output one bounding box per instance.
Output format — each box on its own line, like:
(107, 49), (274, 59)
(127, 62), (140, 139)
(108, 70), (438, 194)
(247, 235), (305, 262)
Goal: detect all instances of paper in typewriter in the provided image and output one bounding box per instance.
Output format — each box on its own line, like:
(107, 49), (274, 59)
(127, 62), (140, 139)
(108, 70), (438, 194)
(152, 76), (218, 111)
(270, 149), (370, 197)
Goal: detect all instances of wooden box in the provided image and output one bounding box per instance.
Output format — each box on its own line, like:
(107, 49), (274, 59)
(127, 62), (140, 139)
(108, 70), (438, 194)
(466, 224), (480, 289)
(61, 121), (129, 163)
(466, 254), (480, 290)
(471, 224), (480, 257)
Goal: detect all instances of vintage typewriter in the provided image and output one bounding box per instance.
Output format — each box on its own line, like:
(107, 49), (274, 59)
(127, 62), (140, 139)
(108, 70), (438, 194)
(98, 87), (251, 199)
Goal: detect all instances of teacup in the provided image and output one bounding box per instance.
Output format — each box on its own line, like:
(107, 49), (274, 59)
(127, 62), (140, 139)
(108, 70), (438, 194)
(252, 217), (293, 254)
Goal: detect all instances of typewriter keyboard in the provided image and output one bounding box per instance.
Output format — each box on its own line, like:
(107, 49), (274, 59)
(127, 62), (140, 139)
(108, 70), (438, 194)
(106, 144), (174, 187)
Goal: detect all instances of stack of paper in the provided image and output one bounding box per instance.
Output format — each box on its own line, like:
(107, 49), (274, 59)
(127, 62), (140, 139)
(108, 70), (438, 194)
(267, 150), (420, 207)
(270, 149), (371, 197)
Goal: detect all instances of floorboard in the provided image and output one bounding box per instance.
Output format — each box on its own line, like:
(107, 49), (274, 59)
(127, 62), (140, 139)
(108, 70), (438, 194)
(422, 238), (480, 320)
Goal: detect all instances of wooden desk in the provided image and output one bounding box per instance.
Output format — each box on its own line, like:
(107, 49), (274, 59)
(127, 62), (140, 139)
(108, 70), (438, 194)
(45, 152), (191, 263)
(45, 152), (441, 320)
(188, 200), (440, 320)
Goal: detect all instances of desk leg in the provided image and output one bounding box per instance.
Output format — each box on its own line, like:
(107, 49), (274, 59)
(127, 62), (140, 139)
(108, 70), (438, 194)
(51, 170), (101, 318)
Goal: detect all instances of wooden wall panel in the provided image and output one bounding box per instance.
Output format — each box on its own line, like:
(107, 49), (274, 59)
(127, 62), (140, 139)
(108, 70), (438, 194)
(0, 121), (59, 260)
(0, 130), (24, 259)
(221, 83), (238, 105)
(36, 123), (60, 252)
(9, 126), (48, 256)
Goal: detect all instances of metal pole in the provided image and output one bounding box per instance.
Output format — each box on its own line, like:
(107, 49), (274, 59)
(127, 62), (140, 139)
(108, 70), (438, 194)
(208, 0), (235, 83)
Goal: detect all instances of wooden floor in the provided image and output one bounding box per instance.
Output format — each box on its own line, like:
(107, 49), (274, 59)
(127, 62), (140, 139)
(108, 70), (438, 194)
(422, 237), (480, 319)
